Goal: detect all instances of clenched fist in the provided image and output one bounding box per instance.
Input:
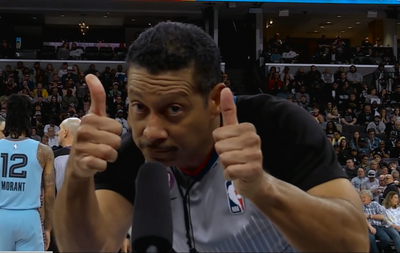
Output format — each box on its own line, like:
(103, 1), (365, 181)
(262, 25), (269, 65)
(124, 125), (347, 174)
(68, 74), (122, 178)
(213, 88), (265, 201)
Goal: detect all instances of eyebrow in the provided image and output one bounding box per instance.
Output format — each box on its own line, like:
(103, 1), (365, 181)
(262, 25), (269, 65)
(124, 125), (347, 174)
(130, 89), (190, 98)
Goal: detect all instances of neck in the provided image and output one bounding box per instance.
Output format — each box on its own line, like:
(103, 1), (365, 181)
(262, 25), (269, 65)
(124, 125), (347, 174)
(9, 132), (26, 139)
(62, 137), (73, 147)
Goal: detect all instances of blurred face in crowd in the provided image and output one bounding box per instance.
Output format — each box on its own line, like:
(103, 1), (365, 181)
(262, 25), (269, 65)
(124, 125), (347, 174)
(385, 175), (394, 185)
(381, 167), (388, 175)
(360, 193), (371, 205)
(357, 168), (364, 178)
(41, 136), (48, 144)
(346, 159), (354, 169)
(393, 172), (399, 181)
(391, 194), (399, 207)
(370, 161), (378, 170)
(361, 156), (368, 164)
(47, 127), (55, 138)
(333, 131), (340, 140)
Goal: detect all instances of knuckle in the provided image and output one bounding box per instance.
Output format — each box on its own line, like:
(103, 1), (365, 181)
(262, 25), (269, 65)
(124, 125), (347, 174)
(82, 156), (102, 170)
(74, 143), (87, 154)
(218, 152), (229, 162)
(246, 150), (262, 161)
(109, 136), (122, 150)
(246, 133), (261, 146)
(241, 122), (256, 132)
(214, 141), (223, 154)
(212, 128), (222, 140)
(81, 113), (96, 124)
(76, 124), (93, 139)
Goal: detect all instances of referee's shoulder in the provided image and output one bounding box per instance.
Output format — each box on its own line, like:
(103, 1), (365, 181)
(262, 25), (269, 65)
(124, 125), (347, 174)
(53, 146), (71, 158)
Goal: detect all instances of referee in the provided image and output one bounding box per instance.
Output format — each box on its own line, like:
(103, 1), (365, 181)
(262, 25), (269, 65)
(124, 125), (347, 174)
(54, 117), (81, 192)
(53, 22), (368, 252)
(49, 117), (80, 253)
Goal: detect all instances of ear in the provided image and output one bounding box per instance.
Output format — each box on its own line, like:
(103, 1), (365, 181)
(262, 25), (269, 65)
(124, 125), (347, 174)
(207, 83), (226, 119)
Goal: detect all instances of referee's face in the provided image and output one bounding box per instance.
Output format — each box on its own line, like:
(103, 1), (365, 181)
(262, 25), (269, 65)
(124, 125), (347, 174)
(127, 66), (223, 168)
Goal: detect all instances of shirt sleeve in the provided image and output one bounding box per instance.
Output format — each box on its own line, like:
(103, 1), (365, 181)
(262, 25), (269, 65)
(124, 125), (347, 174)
(376, 203), (385, 215)
(237, 95), (348, 192)
(94, 131), (145, 205)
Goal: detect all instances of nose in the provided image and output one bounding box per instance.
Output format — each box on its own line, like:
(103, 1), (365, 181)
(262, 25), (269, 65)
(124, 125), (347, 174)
(143, 113), (168, 143)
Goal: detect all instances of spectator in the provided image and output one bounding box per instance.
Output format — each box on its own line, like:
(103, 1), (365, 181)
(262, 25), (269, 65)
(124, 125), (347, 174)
(383, 175), (400, 201)
(361, 170), (381, 202)
(361, 190), (396, 253)
(351, 168), (368, 191)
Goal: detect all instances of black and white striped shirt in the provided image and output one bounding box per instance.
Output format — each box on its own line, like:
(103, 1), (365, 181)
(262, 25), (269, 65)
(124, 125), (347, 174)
(53, 147), (70, 192)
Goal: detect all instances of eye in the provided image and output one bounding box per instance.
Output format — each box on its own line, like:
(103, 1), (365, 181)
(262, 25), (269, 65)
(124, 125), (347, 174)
(132, 103), (146, 113)
(167, 105), (182, 116)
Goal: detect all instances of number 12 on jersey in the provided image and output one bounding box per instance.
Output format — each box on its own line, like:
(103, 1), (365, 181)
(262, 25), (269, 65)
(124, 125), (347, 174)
(1, 153), (28, 179)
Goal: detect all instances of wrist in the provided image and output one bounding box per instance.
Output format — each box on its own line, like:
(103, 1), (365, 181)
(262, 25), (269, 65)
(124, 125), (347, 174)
(67, 167), (95, 182)
(250, 172), (279, 206)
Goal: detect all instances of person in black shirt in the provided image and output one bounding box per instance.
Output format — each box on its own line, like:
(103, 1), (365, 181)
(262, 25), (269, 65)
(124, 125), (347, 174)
(53, 22), (368, 252)
(382, 174), (400, 202)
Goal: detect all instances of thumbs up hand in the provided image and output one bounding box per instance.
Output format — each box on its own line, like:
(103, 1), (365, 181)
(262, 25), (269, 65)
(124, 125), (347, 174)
(69, 74), (122, 179)
(213, 88), (265, 201)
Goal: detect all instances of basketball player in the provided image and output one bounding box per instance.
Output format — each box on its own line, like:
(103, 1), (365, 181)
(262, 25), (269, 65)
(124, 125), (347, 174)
(0, 115), (5, 139)
(0, 94), (55, 251)
(54, 22), (368, 252)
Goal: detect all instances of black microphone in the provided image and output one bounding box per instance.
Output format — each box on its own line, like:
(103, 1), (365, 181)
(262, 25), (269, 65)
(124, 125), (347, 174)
(132, 162), (173, 253)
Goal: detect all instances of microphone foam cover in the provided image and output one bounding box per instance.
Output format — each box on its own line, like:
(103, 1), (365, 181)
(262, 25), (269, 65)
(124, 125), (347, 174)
(132, 162), (173, 252)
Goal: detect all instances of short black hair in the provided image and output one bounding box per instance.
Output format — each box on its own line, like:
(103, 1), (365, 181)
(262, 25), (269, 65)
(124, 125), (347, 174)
(126, 21), (221, 97)
(5, 94), (32, 138)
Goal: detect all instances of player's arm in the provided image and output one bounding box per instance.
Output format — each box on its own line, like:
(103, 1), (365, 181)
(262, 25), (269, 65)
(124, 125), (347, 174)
(41, 144), (55, 233)
(54, 171), (133, 252)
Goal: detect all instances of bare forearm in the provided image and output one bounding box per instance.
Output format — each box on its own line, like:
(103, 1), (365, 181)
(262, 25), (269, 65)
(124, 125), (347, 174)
(54, 172), (108, 252)
(251, 175), (368, 252)
(43, 173), (55, 231)
(370, 214), (385, 220)
(44, 193), (54, 231)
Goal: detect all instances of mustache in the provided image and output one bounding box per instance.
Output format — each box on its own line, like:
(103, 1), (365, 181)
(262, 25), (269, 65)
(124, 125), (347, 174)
(138, 141), (176, 151)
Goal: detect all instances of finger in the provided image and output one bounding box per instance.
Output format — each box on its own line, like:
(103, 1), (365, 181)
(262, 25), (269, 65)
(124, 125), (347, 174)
(213, 123), (257, 142)
(220, 88), (238, 126)
(86, 74), (106, 116)
(223, 163), (263, 181)
(81, 114), (123, 136)
(76, 142), (119, 163)
(218, 150), (263, 169)
(215, 133), (260, 155)
(80, 155), (108, 172)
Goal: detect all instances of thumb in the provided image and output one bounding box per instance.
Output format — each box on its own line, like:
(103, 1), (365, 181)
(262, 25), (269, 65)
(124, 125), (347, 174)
(86, 74), (106, 116)
(220, 88), (238, 126)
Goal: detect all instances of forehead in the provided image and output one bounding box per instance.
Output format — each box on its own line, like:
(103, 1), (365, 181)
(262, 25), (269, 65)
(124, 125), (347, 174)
(128, 66), (196, 97)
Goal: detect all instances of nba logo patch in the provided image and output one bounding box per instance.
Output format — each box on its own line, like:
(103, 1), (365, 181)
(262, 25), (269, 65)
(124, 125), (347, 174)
(225, 181), (245, 214)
